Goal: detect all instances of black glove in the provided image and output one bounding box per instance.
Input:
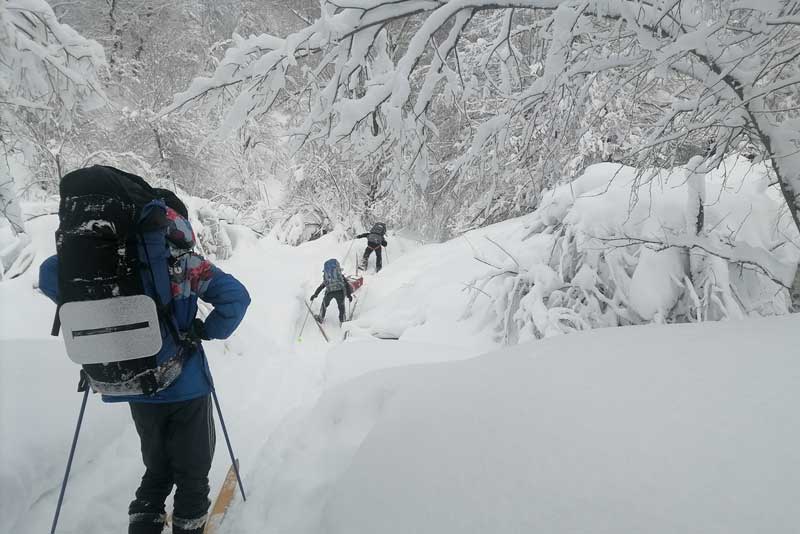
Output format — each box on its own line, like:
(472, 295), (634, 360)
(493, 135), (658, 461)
(189, 318), (209, 341)
(347, 295), (353, 302)
(310, 294), (316, 301)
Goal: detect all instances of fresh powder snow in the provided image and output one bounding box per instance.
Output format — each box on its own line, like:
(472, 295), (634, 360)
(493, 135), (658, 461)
(3, 2), (799, 532)
(1, 160), (797, 533)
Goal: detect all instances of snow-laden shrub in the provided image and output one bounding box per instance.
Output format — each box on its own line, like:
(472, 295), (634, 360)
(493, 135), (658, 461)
(270, 212), (328, 246)
(0, 199), (53, 280)
(265, 147), (402, 246)
(0, 226), (32, 281)
(183, 197), (239, 260)
(464, 157), (799, 344)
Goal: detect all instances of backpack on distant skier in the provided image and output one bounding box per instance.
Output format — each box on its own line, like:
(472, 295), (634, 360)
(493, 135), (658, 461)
(367, 222), (386, 247)
(53, 165), (188, 396)
(322, 258), (346, 292)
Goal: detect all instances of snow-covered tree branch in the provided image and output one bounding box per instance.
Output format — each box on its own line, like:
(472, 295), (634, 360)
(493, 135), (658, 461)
(462, 158), (798, 341)
(166, 0), (800, 237)
(1, 0), (107, 229)
(0, 0), (107, 277)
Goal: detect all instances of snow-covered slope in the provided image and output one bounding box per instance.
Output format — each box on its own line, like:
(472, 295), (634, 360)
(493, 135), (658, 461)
(0, 208), (425, 534)
(1, 157), (796, 533)
(225, 315), (799, 534)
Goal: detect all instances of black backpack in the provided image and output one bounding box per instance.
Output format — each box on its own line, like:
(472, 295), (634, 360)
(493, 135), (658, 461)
(367, 222), (386, 246)
(54, 166), (186, 395)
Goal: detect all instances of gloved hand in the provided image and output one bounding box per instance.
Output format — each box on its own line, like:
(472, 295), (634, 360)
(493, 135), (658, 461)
(189, 318), (209, 341)
(347, 295), (353, 302)
(310, 295), (316, 302)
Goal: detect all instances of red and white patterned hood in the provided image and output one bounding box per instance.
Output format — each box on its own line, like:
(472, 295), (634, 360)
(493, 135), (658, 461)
(165, 207), (196, 251)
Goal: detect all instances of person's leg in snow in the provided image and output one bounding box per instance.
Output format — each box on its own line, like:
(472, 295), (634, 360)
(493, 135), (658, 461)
(128, 405), (173, 534)
(169, 396), (215, 534)
(332, 290), (346, 324)
(320, 291), (334, 322)
(375, 247), (383, 272)
(129, 396), (215, 534)
(361, 246), (373, 270)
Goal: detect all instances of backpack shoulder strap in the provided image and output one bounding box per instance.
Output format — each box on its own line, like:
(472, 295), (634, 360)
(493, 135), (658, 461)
(138, 229), (186, 348)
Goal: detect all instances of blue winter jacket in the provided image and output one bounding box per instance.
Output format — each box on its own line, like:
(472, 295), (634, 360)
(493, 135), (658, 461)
(39, 203), (250, 404)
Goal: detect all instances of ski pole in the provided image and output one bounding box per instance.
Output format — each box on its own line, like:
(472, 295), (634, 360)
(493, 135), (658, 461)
(342, 236), (356, 268)
(297, 305), (311, 341)
(50, 382), (90, 534)
(210, 387), (246, 501)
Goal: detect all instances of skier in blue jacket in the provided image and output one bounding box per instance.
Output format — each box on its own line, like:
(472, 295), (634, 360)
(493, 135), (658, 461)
(39, 191), (250, 534)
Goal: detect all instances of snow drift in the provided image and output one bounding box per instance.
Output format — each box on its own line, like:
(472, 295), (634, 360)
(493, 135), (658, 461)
(225, 314), (800, 534)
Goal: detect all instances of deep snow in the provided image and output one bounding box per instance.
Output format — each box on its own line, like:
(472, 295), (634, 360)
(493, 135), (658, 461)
(1, 158), (798, 533)
(0, 208), (428, 534)
(335, 316), (800, 534)
(233, 315), (799, 534)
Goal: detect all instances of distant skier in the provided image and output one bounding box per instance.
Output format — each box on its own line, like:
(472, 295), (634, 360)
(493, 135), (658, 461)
(39, 172), (250, 534)
(356, 222), (388, 272)
(310, 258), (353, 325)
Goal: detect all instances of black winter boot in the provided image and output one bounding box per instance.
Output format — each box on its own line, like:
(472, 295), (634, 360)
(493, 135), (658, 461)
(172, 515), (206, 534)
(128, 512), (166, 534)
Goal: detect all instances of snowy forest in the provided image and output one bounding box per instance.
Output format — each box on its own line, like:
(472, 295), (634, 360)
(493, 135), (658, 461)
(3, 0), (800, 325)
(1, 1), (800, 533)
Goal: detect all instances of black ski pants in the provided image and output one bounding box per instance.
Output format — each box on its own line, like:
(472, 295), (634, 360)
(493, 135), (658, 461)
(362, 245), (383, 271)
(128, 395), (215, 534)
(320, 289), (346, 323)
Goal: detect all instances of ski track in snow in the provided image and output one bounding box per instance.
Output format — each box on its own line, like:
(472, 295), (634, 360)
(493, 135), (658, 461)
(0, 211), (475, 534)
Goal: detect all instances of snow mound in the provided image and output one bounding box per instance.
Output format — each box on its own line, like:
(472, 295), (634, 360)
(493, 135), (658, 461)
(0, 338), (139, 534)
(323, 338), (482, 387)
(225, 314), (800, 534)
